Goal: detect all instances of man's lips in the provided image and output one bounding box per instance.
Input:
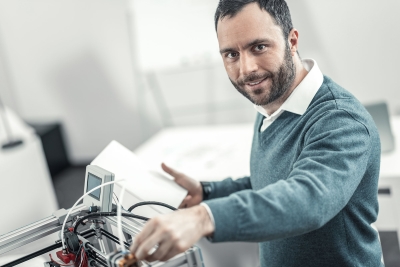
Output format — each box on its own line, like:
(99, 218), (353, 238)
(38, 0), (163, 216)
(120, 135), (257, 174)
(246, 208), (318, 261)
(245, 77), (268, 89)
(246, 77), (266, 86)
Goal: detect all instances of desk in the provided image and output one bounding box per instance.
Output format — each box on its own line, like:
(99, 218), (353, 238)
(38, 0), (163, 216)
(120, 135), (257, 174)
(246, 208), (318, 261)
(376, 117), (400, 239)
(135, 124), (253, 181)
(380, 116), (400, 178)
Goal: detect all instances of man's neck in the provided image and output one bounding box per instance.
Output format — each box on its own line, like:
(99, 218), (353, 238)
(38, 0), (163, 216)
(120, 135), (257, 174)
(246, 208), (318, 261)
(262, 57), (308, 115)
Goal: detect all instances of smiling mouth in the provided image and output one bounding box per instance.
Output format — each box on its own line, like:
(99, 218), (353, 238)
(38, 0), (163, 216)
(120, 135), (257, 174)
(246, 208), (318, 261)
(246, 77), (267, 86)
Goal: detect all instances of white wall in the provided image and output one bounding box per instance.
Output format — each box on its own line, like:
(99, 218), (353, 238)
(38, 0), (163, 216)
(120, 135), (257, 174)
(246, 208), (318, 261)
(131, 0), (220, 71)
(130, 0), (256, 131)
(0, 45), (19, 112)
(288, 0), (400, 114)
(0, 0), (142, 164)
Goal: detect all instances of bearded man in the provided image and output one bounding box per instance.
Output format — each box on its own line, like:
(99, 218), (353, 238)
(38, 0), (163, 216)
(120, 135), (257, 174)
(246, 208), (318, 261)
(130, 1), (383, 266)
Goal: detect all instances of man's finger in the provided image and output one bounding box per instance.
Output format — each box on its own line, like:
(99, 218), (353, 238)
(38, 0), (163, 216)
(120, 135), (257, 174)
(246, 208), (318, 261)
(178, 195), (192, 209)
(161, 163), (180, 178)
(146, 240), (173, 262)
(135, 230), (163, 260)
(130, 219), (157, 254)
(161, 163), (189, 186)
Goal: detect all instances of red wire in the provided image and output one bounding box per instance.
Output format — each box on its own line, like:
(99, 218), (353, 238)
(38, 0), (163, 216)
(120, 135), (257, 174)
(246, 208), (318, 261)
(80, 248), (84, 267)
(77, 246), (88, 267)
(83, 249), (88, 267)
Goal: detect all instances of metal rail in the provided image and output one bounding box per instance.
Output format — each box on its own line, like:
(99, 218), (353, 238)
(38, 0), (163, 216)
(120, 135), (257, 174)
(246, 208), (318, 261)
(0, 204), (87, 255)
(1, 242), (62, 267)
(0, 230), (95, 267)
(105, 214), (145, 237)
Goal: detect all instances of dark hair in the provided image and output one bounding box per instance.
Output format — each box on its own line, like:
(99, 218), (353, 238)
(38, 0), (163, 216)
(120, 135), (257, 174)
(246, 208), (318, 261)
(214, 0), (294, 40)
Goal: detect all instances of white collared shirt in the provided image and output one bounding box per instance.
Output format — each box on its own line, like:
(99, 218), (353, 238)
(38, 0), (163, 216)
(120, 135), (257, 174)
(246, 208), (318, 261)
(254, 59), (324, 132)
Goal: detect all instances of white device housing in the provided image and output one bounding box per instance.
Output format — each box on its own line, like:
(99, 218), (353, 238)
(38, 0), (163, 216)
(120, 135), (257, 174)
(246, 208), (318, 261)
(83, 165), (114, 212)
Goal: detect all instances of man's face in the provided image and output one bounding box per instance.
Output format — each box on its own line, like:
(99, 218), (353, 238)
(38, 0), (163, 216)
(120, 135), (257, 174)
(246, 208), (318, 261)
(217, 3), (296, 106)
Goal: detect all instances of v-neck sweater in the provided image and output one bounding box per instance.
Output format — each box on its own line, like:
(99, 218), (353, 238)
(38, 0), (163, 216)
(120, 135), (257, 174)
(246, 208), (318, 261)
(203, 75), (383, 267)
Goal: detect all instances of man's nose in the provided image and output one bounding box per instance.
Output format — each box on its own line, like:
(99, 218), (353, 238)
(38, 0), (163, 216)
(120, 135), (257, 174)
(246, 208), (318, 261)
(239, 53), (258, 77)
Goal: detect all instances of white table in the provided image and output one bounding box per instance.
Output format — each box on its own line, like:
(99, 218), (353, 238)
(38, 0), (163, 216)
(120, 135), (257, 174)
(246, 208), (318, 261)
(379, 116), (400, 178)
(135, 124), (254, 181)
(375, 117), (400, 238)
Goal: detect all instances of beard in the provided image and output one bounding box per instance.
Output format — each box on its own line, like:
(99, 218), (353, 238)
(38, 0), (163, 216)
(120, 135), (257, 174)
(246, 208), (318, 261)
(229, 45), (296, 106)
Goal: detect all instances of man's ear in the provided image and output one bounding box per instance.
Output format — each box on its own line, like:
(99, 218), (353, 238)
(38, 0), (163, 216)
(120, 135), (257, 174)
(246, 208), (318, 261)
(288, 28), (299, 56)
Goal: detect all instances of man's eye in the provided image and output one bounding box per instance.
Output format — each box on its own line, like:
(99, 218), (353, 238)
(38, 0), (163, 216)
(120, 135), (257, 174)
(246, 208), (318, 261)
(227, 52), (238, 59)
(255, 44), (266, 51)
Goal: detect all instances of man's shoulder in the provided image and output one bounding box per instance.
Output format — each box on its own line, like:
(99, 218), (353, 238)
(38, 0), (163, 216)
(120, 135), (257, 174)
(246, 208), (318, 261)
(312, 75), (360, 108)
(308, 75), (378, 138)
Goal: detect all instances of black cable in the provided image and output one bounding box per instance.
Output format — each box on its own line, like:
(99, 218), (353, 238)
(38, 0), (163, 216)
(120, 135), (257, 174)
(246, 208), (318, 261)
(74, 212), (149, 234)
(100, 228), (130, 249)
(86, 251), (107, 267)
(1, 230), (95, 267)
(79, 228), (96, 237)
(1, 243), (62, 267)
(90, 262), (102, 267)
(127, 201), (177, 212)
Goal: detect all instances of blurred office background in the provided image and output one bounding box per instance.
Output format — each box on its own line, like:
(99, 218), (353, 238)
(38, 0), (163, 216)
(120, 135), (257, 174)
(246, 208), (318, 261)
(1, 0), (399, 164)
(0, 0), (400, 266)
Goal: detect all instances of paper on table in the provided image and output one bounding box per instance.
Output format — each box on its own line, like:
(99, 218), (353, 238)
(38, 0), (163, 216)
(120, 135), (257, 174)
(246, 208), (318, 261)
(91, 140), (188, 212)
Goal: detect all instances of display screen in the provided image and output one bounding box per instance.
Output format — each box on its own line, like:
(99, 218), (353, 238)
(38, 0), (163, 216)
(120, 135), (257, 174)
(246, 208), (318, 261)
(87, 173), (102, 200)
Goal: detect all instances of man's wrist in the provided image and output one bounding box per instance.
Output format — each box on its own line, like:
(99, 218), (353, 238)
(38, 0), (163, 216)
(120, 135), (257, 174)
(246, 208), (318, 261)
(196, 205), (215, 237)
(200, 181), (212, 200)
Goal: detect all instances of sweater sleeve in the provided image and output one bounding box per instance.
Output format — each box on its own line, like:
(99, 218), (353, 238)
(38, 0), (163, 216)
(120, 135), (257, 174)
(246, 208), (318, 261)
(204, 176), (252, 200)
(204, 110), (372, 242)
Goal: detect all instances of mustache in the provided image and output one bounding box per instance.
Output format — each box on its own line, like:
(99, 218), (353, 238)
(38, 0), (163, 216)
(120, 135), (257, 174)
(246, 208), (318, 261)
(237, 72), (272, 86)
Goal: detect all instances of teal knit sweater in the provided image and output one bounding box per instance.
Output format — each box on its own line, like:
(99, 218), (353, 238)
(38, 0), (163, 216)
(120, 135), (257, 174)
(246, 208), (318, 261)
(203, 76), (383, 267)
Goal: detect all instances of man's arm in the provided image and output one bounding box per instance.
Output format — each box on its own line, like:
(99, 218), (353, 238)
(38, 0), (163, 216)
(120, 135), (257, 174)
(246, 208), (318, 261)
(204, 110), (373, 242)
(203, 176), (252, 200)
(161, 163), (252, 208)
(131, 110), (373, 261)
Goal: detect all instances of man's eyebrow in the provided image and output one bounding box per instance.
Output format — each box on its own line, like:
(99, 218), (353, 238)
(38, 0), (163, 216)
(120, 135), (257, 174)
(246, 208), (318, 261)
(219, 38), (272, 54)
(245, 38), (272, 49)
(219, 47), (236, 55)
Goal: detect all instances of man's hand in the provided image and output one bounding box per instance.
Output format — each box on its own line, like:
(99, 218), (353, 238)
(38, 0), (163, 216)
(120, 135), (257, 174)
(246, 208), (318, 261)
(161, 163), (203, 208)
(130, 205), (214, 262)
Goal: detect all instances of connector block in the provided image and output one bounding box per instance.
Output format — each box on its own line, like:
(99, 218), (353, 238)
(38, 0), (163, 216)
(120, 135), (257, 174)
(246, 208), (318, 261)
(106, 250), (141, 267)
(56, 250), (76, 264)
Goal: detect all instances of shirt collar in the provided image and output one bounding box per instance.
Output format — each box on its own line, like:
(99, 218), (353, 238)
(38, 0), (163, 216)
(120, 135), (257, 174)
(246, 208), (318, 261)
(253, 58), (324, 118)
